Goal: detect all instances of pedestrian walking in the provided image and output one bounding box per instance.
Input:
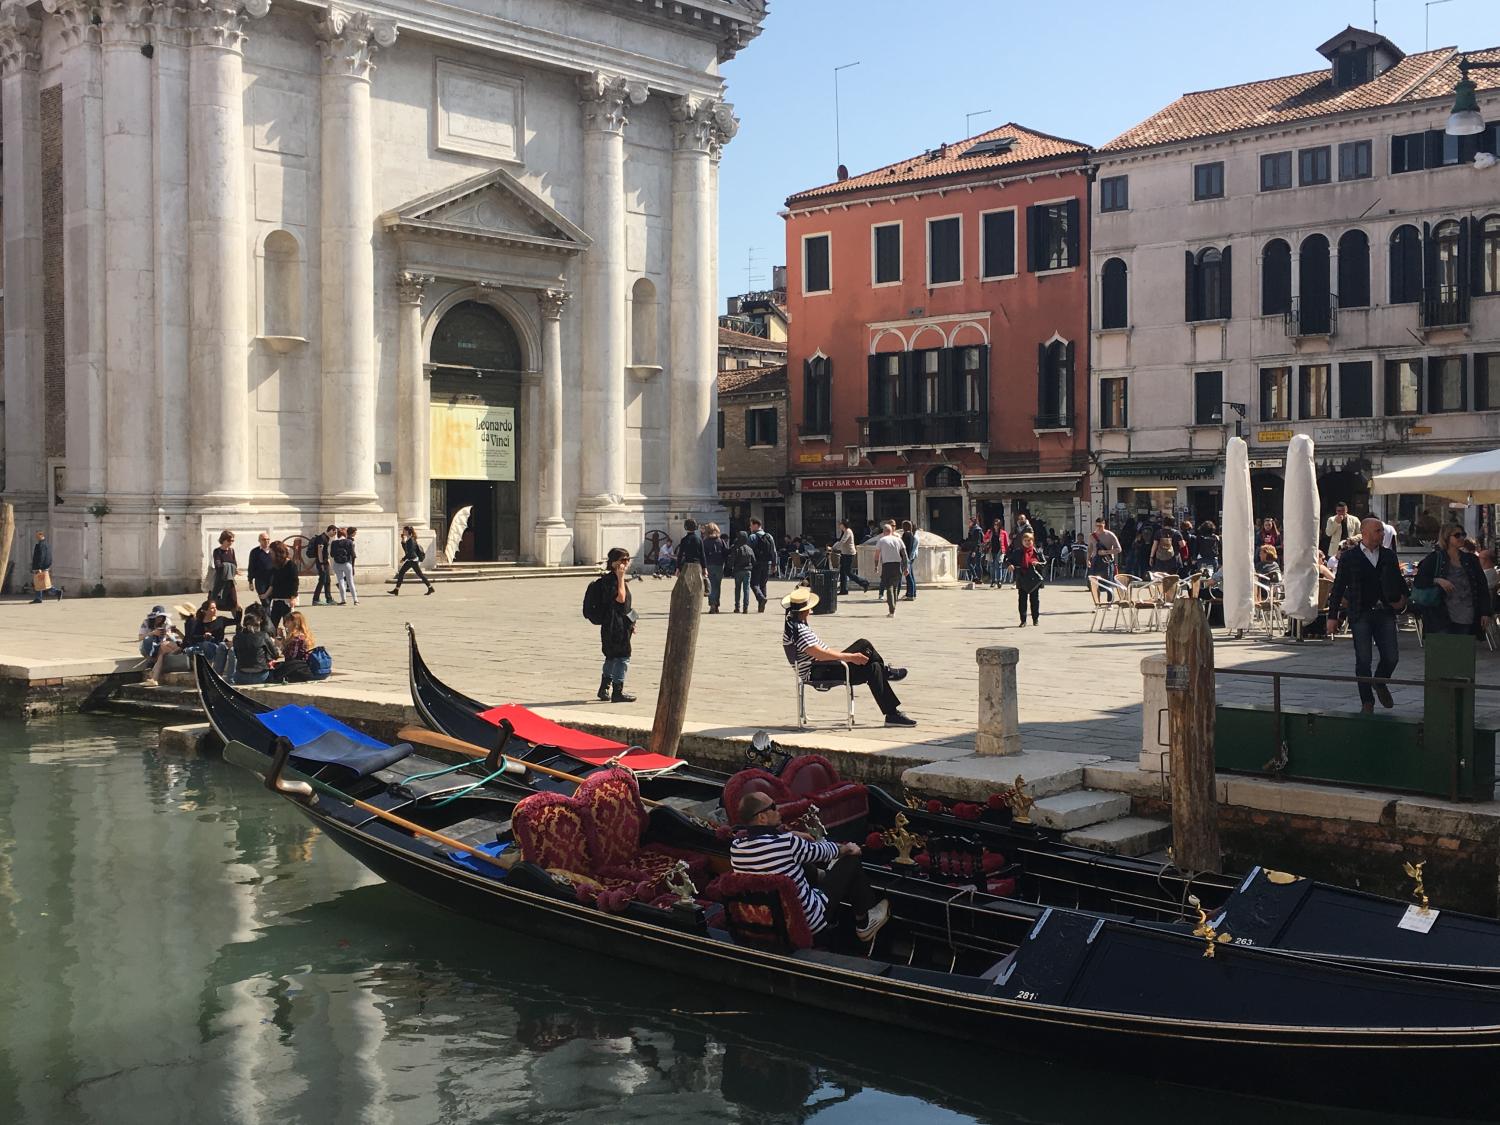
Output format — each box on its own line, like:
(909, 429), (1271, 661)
(267, 540), (299, 632)
(702, 522), (728, 613)
(247, 532), (274, 605)
(1328, 517), (1408, 713)
(731, 530), (755, 613)
(874, 521), (909, 616)
(747, 517), (776, 612)
(985, 519), (1010, 587)
(1412, 523), (1492, 639)
(211, 530), (240, 614)
(900, 521), (919, 601)
(1088, 518), (1120, 585)
(30, 530), (61, 602)
(329, 527), (358, 605)
(307, 524), (335, 605)
(832, 518), (869, 595)
(388, 525), (435, 595)
(964, 517), (985, 587)
(1193, 520), (1220, 572)
(585, 547), (637, 703)
(1007, 529), (1045, 627)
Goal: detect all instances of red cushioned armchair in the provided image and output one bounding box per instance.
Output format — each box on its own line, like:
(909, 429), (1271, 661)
(578, 768), (710, 888)
(721, 768), (813, 827)
(780, 755), (868, 830)
(705, 871), (815, 952)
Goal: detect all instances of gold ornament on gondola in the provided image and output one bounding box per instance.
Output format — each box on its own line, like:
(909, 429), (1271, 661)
(904, 795), (923, 810)
(1004, 776), (1036, 825)
(1404, 860), (1430, 914)
(1188, 894), (1233, 958)
(664, 860), (697, 905)
(798, 805), (828, 841)
(882, 812), (926, 867)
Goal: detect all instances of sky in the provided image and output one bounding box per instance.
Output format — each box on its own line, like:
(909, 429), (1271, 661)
(714, 0), (1500, 305)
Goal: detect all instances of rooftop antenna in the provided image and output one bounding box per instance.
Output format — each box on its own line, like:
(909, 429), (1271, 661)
(833, 61), (860, 172)
(1426, 0), (1454, 50)
(744, 246), (763, 292)
(1371, 0), (1377, 32)
(965, 109), (992, 139)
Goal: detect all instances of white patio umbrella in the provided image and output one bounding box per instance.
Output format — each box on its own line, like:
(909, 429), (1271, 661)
(1222, 436), (1254, 633)
(1282, 434), (1320, 624)
(1371, 449), (1500, 504)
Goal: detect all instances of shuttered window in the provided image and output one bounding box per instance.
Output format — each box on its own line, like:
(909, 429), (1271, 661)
(1025, 199), (1079, 272)
(803, 234), (830, 293)
(981, 210), (1016, 278)
(1385, 359), (1423, 415)
(1260, 151), (1292, 191)
(1192, 161), (1223, 200)
(872, 223), (901, 285)
(1194, 371), (1223, 425)
(927, 217), (961, 285)
(1338, 140), (1372, 180)
(1338, 362), (1373, 418)
(744, 407), (777, 447)
(1100, 258), (1128, 329)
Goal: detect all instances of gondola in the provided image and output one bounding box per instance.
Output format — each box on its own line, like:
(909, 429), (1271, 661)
(218, 721), (1500, 1119)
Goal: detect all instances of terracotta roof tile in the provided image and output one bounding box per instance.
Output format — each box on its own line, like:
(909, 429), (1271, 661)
(786, 122), (1089, 205)
(1100, 45), (1500, 153)
(718, 363), (787, 396)
(718, 325), (788, 351)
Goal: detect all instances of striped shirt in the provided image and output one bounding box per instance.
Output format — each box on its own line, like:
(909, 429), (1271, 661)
(730, 828), (842, 931)
(783, 620), (820, 682)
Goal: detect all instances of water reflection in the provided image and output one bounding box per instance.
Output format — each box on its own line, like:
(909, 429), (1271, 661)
(0, 717), (1472, 1125)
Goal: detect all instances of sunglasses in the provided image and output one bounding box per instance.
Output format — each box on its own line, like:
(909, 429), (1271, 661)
(1452, 531), (1467, 540)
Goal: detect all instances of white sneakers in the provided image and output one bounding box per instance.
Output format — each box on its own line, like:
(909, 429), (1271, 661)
(855, 899), (890, 943)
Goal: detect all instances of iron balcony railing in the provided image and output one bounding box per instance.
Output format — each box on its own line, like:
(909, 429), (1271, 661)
(1420, 285), (1470, 329)
(856, 411), (988, 448)
(1284, 295), (1336, 337)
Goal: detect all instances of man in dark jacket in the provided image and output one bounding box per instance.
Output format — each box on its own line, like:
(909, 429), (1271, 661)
(676, 518), (705, 570)
(30, 531), (61, 602)
(307, 525), (335, 605)
(747, 518), (776, 612)
(247, 533), (274, 605)
(591, 547), (637, 702)
(1329, 517), (1408, 712)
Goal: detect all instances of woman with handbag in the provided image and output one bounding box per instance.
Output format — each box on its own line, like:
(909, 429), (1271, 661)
(1006, 529), (1045, 627)
(1411, 523), (1492, 637)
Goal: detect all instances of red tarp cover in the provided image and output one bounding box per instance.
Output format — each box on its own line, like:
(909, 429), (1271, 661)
(476, 704), (685, 771)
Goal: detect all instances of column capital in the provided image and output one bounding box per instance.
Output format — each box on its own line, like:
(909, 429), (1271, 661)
(538, 288), (571, 320)
(315, 4), (396, 80)
(41, 0), (100, 48)
(670, 95), (738, 158)
(397, 271), (433, 305)
(188, 0), (269, 52)
(0, 2), (42, 74)
(99, 0), (154, 48)
(578, 71), (647, 135)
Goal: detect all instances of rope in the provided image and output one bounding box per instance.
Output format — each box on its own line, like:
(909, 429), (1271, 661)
(398, 759), (477, 785)
(426, 756), (512, 808)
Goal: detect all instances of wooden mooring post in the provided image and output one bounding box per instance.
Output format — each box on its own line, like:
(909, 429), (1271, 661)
(0, 501), (13, 595)
(1165, 597), (1222, 872)
(648, 561), (703, 760)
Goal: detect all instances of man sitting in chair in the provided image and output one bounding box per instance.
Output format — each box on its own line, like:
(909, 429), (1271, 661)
(731, 790), (890, 943)
(781, 587), (915, 727)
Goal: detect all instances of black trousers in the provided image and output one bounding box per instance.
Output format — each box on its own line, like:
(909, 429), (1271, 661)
(394, 559), (431, 589)
(1017, 585), (1039, 624)
(806, 637), (901, 716)
(312, 563), (331, 603)
(815, 853), (883, 917)
(837, 553), (867, 594)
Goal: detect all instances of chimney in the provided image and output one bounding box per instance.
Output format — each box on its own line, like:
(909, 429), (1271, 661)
(836, 164), (849, 181)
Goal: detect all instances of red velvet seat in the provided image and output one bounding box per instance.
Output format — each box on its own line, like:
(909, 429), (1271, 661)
(721, 768), (813, 827)
(780, 754), (868, 829)
(705, 871), (815, 952)
(511, 791), (597, 875)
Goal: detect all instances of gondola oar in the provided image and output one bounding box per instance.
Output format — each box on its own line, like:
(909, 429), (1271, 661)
(226, 738), (513, 875)
(397, 726), (669, 808)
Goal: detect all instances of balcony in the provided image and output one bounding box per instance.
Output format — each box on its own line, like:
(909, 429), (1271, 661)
(856, 411), (987, 449)
(1420, 286), (1470, 330)
(1284, 295), (1336, 337)
(1033, 412), (1074, 431)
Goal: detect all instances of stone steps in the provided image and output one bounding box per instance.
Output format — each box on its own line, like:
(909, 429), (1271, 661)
(103, 682), (204, 723)
(1062, 816), (1173, 858)
(382, 564), (598, 584)
(1028, 789), (1132, 832)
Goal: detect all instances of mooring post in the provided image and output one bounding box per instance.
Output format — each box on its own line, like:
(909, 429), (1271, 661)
(1165, 597), (1222, 872)
(648, 560), (704, 760)
(0, 501), (13, 595)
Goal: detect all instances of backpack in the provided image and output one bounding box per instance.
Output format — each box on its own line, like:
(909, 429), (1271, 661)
(750, 531), (776, 567)
(306, 647), (332, 678)
(415, 542), (427, 563)
(733, 544), (756, 571)
(582, 575), (611, 625)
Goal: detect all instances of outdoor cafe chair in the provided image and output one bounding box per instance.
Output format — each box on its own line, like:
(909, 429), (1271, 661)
(794, 660), (855, 731)
(1086, 576), (1130, 632)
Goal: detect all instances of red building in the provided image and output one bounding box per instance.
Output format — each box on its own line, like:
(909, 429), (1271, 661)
(783, 124), (1092, 546)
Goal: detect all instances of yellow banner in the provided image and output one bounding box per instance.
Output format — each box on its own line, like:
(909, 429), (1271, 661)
(430, 403), (516, 481)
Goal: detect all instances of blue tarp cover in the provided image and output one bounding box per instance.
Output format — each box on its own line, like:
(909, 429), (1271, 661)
(261, 705), (387, 748)
(445, 839), (511, 879)
(260, 706), (410, 777)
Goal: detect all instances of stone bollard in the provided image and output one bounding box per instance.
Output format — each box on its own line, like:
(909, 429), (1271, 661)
(975, 646), (1021, 755)
(1140, 654), (1168, 774)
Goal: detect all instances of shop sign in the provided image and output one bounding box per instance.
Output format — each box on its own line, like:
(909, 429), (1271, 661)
(720, 489), (782, 500)
(797, 452), (824, 464)
(1248, 458), (1284, 470)
(1314, 422), (1381, 443)
(1156, 465), (1216, 481)
(1256, 430), (1294, 443)
(1410, 425), (1433, 435)
(800, 474), (911, 491)
(429, 402), (515, 481)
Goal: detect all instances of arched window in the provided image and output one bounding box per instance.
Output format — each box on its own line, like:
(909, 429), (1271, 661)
(630, 278), (658, 366)
(1298, 234), (1331, 333)
(1481, 215), (1500, 296)
(430, 301), (524, 372)
(1036, 339), (1073, 427)
(1261, 238), (1291, 315)
(1337, 229), (1370, 308)
(1186, 245), (1231, 321)
(262, 230), (302, 337)
(1100, 258), (1128, 329)
(1433, 220), (1462, 302)
(925, 465), (961, 488)
(1389, 225), (1422, 303)
(803, 355), (831, 435)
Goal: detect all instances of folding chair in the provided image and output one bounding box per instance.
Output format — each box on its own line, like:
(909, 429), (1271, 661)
(796, 663), (855, 730)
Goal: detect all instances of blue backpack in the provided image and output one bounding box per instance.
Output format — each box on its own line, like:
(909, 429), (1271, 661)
(306, 646), (333, 679)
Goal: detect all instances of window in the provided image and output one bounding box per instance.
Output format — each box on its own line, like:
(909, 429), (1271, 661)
(1481, 216), (1500, 295)
(920, 349), (940, 413)
(1099, 175), (1128, 213)
(1260, 151), (1292, 191)
(1185, 245), (1231, 321)
(1433, 220), (1463, 304)
(1298, 146), (1331, 186)
(802, 356), (831, 435)
(1338, 361), (1373, 418)
(1333, 47), (1373, 88)
(1026, 200), (1079, 271)
(1299, 364), (1331, 419)
(1391, 131), (1426, 174)
(927, 216), (961, 285)
(1100, 258), (1128, 329)
(872, 223), (901, 285)
(1193, 370), (1223, 425)
(981, 210), (1016, 278)
(803, 233), (830, 293)
(1476, 354), (1500, 410)
(1298, 234), (1332, 333)
(1262, 239), (1291, 315)
(1389, 225), (1422, 303)
(717, 410), (725, 449)
(1428, 355), (1466, 413)
(870, 352), (903, 416)
(1337, 230), (1370, 308)
(744, 406), (777, 447)
(1036, 340), (1073, 426)
(1192, 161), (1223, 200)
(1260, 366), (1291, 421)
(1100, 377), (1128, 429)
(1385, 358), (1423, 415)
(959, 345), (987, 412)
(1338, 140), (1372, 180)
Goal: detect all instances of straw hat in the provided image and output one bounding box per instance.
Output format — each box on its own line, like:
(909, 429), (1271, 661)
(174, 603), (199, 619)
(780, 586), (820, 612)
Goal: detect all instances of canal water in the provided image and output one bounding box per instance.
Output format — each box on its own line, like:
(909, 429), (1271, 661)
(0, 716), (1476, 1125)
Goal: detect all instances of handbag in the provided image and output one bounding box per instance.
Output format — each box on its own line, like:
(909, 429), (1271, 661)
(1017, 565), (1045, 594)
(1410, 585), (1442, 608)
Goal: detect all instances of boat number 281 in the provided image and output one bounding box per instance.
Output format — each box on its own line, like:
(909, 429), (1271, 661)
(1015, 990), (1039, 1001)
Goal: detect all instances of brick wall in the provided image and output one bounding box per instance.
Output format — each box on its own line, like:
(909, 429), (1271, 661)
(41, 84), (63, 463)
(718, 391), (786, 484)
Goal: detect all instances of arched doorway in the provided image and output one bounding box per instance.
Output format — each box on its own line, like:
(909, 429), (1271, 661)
(923, 465), (964, 543)
(428, 301), (525, 561)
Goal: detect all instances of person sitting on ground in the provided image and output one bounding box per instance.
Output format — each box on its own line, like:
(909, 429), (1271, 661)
(781, 586), (914, 726)
(182, 599), (231, 673)
(1257, 543), (1282, 582)
(232, 604), (281, 686)
(138, 604), (185, 685)
(730, 789), (890, 945)
(271, 611), (321, 681)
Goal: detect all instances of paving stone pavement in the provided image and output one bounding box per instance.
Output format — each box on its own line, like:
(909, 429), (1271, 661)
(5, 574), (1498, 760)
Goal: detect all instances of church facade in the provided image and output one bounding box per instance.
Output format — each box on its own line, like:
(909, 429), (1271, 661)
(0, 0), (763, 590)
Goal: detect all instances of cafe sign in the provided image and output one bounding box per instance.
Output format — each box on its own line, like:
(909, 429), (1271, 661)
(800, 474), (911, 492)
(430, 402), (515, 481)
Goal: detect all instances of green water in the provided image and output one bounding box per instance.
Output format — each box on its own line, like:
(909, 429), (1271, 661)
(0, 716), (1473, 1124)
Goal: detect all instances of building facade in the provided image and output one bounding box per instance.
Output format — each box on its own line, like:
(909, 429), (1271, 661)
(1090, 27), (1500, 542)
(0, 0), (763, 591)
(782, 124), (1091, 547)
(715, 361), (787, 535)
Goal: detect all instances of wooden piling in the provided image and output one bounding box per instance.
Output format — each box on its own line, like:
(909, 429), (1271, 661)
(0, 501), (13, 595)
(648, 561), (704, 760)
(1165, 597), (1221, 872)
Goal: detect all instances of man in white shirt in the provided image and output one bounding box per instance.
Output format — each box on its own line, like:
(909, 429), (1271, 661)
(874, 521), (910, 616)
(831, 518), (870, 596)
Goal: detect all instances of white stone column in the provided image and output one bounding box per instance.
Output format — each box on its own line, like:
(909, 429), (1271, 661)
(395, 270), (431, 529)
(43, 0), (107, 501)
(101, 0), (156, 501)
(153, 2), (191, 501)
(187, 0), (269, 502)
(315, 6), (395, 504)
(533, 288), (573, 566)
(574, 71), (644, 562)
(0, 2), (45, 503)
(668, 95), (736, 513)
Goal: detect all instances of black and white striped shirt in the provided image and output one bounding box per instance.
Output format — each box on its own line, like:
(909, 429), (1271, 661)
(782, 620), (820, 682)
(730, 827), (841, 931)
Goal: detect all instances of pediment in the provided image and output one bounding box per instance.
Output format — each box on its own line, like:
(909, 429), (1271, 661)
(382, 167), (590, 255)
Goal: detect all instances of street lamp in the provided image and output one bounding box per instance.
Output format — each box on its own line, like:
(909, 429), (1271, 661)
(1446, 57), (1499, 136)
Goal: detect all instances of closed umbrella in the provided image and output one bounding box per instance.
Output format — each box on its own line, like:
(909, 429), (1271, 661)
(1222, 437), (1254, 633)
(1282, 434), (1320, 624)
(1371, 449), (1500, 504)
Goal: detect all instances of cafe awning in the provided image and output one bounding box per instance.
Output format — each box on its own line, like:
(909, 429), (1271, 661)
(965, 473), (1081, 498)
